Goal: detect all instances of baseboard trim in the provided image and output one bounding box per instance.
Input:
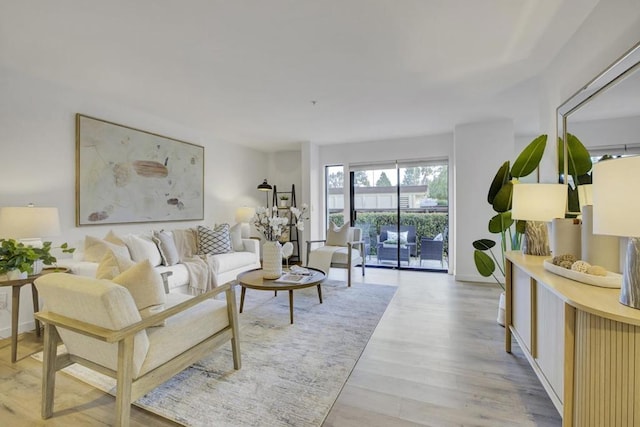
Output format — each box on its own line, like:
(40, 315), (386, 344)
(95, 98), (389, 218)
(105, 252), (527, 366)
(0, 320), (36, 340)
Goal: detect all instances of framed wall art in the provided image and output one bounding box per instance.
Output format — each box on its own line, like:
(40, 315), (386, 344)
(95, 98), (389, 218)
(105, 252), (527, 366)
(76, 114), (204, 226)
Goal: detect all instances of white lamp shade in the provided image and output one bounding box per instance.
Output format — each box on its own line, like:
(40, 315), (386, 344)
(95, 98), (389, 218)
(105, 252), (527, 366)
(511, 184), (567, 221)
(0, 207), (61, 239)
(577, 184), (593, 209)
(235, 207), (256, 224)
(593, 156), (640, 237)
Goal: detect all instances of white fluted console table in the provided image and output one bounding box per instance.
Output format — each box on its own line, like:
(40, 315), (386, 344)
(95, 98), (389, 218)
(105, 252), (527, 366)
(505, 251), (640, 426)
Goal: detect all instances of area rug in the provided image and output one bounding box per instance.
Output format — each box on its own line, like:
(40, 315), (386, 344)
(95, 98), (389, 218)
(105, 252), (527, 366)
(34, 280), (396, 426)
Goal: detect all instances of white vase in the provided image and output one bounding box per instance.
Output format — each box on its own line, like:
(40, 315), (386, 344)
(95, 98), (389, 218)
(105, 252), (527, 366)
(7, 269), (28, 280)
(497, 291), (506, 326)
(32, 260), (44, 275)
(262, 241), (283, 279)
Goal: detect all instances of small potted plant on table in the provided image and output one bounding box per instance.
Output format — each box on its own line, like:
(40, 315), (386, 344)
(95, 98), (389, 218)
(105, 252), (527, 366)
(0, 239), (74, 280)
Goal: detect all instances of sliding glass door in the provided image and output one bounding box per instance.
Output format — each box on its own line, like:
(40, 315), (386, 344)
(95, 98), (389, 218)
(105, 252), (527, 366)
(348, 160), (449, 271)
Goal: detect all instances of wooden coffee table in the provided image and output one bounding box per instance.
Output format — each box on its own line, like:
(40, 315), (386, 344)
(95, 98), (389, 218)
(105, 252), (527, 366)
(237, 268), (326, 324)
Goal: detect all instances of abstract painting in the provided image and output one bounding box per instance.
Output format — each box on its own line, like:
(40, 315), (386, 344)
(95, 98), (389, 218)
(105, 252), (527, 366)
(76, 114), (204, 225)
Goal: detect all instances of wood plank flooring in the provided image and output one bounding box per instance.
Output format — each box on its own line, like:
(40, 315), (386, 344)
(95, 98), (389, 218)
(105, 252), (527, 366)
(0, 269), (560, 426)
(324, 269), (561, 426)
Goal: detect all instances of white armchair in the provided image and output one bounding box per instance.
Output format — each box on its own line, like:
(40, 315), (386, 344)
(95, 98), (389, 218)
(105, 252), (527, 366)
(306, 225), (365, 286)
(34, 272), (240, 427)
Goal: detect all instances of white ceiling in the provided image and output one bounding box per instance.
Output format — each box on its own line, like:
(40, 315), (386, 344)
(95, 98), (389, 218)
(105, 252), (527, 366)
(0, 0), (600, 151)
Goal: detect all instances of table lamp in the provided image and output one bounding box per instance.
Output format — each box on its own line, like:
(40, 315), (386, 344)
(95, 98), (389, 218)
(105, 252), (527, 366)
(511, 184), (567, 256)
(235, 206), (256, 238)
(592, 156), (640, 309)
(0, 205), (61, 248)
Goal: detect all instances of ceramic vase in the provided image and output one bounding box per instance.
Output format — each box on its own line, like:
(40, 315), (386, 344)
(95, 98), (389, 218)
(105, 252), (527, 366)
(263, 240), (283, 279)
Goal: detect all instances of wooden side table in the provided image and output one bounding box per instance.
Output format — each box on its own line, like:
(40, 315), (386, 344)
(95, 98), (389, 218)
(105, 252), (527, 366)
(0, 267), (68, 362)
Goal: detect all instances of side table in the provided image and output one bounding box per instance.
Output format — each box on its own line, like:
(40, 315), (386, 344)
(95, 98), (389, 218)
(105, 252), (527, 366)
(0, 267), (69, 362)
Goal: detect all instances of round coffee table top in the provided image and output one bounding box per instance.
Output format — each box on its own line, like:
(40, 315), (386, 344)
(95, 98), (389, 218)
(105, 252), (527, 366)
(237, 267), (325, 291)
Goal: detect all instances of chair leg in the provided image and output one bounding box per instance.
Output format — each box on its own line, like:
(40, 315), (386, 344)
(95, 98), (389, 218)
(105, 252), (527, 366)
(226, 285), (242, 370)
(115, 336), (135, 427)
(41, 324), (58, 419)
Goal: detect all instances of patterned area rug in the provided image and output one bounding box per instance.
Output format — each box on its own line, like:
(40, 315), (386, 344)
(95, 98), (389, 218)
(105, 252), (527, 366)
(35, 280), (396, 426)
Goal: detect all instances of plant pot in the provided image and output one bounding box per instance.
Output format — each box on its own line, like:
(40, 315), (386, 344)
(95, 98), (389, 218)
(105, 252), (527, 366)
(262, 241), (283, 279)
(279, 200), (288, 207)
(7, 269), (28, 280)
(497, 291), (506, 326)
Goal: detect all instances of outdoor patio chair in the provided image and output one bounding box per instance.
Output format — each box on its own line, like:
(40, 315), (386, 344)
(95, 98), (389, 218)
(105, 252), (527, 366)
(420, 237), (444, 267)
(376, 225), (417, 265)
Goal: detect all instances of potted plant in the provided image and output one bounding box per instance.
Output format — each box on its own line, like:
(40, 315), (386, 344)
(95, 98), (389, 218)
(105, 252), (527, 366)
(279, 195), (290, 207)
(0, 239), (74, 280)
(472, 133), (592, 325)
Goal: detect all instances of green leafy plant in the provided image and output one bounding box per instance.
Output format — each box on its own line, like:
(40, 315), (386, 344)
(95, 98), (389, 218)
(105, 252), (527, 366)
(557, 133), (593, 214)
(0, 239), (75, 275)
(472, 135), (547, 289)
(473, 133), (593, 289)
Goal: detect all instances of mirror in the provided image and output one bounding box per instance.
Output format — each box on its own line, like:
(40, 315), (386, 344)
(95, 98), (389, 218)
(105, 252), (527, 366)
(557, 40), (640, 215)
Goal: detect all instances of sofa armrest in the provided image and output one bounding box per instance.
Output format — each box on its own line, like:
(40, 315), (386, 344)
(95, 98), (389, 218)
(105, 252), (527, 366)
(242, 238), (260, 254)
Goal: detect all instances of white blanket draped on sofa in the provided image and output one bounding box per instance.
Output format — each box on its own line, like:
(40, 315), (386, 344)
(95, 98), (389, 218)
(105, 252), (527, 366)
(173, 229), (214, 294)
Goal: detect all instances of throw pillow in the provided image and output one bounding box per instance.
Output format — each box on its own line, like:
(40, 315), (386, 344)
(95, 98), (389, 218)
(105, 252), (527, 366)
(152, 230), (180, 266)
(197, 224), (232, 255)
(104, 230), (127, 246)
(123, 234), (163, 267)
(112, 260), (166, 325)
(96, 249), (136, 280)
(83, 235), (131, 263)
(229, 223), (244, 252)
(386, 230), (409, 245)
(325, 222), (350, 247)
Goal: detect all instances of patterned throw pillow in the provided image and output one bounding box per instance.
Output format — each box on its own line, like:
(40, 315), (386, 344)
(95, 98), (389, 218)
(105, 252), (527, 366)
(197, 224), (232, 255)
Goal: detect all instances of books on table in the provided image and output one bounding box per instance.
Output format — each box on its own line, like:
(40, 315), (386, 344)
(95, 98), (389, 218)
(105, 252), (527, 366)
(274, 273), (314, 284)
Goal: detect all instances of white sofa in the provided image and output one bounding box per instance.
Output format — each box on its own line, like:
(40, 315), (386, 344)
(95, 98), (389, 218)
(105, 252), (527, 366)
(57, 227), (261, 294)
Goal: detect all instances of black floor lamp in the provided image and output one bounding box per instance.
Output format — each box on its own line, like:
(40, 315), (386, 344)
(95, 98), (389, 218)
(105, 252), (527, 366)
(257, 178), (272, 208)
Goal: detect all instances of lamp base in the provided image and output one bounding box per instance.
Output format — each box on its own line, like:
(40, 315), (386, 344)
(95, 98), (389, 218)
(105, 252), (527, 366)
(522, 220), (551, 256)
(620, 237), (640, 309)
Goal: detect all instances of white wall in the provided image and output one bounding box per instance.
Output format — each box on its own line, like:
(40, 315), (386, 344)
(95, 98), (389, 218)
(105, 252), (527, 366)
(0, 66), (268, 337)
(454, 120), (515, 283)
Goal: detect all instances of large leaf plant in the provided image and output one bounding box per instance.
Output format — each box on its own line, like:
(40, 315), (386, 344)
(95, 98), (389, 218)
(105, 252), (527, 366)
(472, 135), (547, 289)
(473, 133), (593, 289)
(557, 133), (593, 214)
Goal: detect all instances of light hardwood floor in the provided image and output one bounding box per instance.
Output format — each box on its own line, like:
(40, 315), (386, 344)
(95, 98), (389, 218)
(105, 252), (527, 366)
(0, 269), (560, 426)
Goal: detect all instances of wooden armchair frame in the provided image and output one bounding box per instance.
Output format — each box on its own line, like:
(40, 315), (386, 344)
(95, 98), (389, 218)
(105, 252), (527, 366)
(35, 282), (241, 427)
(305, 237), (365, 286)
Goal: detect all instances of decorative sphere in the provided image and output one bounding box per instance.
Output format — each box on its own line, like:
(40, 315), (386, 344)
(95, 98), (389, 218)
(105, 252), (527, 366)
(281, 242), (294, 258)
(571, 260), (591, 273)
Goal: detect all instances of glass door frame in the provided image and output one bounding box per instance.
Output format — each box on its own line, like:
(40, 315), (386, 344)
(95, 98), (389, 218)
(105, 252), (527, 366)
(349, 160), (449, 272)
